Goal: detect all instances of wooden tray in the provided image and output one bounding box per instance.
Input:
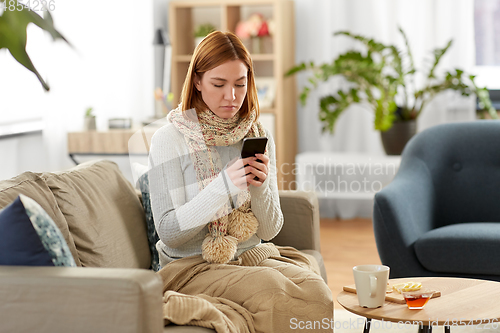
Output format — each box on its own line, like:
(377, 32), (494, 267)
(343, 283), (441, 304)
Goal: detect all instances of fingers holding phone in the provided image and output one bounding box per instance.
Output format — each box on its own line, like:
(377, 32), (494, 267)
(246, 154), (269, 187)
(240, 137), (268, 187)
(225, 157), (254, 190)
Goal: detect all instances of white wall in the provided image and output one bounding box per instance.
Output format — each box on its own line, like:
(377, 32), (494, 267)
(0, 133), (47, 180)
(0, 138), (21, 180)
(0, 0), (155, 183)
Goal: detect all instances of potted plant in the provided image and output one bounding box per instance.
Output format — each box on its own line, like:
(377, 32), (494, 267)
(194, 23), (216, 49)
(286, 28), (497, 155)
(84, 107), (96, 131)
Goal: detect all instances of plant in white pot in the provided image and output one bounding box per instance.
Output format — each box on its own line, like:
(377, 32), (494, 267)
(286, 28), (497, 155)
(84, 107), (96, 131)
(193, 23), (216, 49)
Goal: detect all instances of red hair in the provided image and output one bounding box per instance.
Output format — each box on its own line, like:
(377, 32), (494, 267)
(180, 31), (259, 121)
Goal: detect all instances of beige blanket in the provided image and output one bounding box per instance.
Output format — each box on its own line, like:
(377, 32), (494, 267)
(158, 244), (334, 333)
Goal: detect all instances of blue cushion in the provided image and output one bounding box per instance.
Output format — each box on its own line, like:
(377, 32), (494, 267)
(415, 223), (500, 276)
(137, 172), (160, 272)
(0, 195), (76, 267)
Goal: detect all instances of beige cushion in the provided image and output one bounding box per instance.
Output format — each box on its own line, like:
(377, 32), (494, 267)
(42, 160), (150, 269)
(0, 172), (81, 266)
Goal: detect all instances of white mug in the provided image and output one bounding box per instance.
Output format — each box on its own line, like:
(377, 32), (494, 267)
(353, 265), (390, 308)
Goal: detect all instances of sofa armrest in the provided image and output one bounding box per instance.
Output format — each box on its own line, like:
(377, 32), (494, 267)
(0, 266), (163, 333)
(272, 190), (321, 252)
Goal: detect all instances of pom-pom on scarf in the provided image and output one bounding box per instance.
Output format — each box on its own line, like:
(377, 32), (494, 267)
(168, 106), (267, 264)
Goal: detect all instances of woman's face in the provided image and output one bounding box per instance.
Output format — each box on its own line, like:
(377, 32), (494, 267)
(194, 59), (248, 119)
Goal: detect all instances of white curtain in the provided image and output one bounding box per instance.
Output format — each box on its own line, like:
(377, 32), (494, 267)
(293, 0), (476, 217)
(0, 1), (154, 173)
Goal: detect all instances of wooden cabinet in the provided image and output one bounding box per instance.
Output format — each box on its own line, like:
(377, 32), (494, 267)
(169, 0), (297, 189)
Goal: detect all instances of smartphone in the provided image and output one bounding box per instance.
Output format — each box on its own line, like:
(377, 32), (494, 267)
(241, 137), (268, 180)
(241, 137), (268, 160)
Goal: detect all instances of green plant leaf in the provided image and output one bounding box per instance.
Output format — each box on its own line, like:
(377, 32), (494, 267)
(299, 87), (310, 106)
(398, 26), (415, 74)
(350, 88), (360, 103)
(0, 1), (70, 91)
(469, 77), (498, 119)
(335, 31), (387, 53)
(285, 63), (303, 76)
(427, 40), (452, 79)
(85, 107), (94, 117)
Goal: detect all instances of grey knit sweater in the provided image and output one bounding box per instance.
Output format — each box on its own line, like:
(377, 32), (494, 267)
(148, 121), (283, 265)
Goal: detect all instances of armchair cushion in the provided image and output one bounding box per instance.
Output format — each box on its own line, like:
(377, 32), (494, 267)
(415, 223), (500, 276)
(42, 160), (150, 269)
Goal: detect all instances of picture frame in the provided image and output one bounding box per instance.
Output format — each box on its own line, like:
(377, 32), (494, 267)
(255, 77), (276, 109)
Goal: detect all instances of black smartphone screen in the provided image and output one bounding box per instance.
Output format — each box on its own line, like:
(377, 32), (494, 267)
(241, 137), (268, 181)
(241, 137), (268, 159)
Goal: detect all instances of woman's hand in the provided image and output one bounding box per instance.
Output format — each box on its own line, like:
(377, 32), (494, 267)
(225, 157), (254, 190)
(246, 154), (269, 187)
(225, 154), (269, 189)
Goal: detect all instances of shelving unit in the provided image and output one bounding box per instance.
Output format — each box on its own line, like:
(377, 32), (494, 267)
(169, 0), (297, 189)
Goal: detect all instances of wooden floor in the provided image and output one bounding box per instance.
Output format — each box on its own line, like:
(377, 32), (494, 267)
(319, 217), (382, 308)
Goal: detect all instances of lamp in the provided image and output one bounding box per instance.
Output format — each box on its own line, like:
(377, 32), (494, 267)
(153, 28), (171, 119)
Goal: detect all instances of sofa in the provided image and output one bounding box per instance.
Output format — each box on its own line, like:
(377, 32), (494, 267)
(0, 159), (327, 333)
(373, 120), (500, 281)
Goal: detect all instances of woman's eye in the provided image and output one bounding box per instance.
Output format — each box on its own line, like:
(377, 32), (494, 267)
(214, 84), (223, 88)
(236, 84), (246, 88)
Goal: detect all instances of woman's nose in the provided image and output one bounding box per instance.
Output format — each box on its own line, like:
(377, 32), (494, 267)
(224, 86), (236, 101)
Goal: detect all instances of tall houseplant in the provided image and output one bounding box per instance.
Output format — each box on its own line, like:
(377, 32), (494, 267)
(286, 28), (497, 154)
(0, 1), (69, 91)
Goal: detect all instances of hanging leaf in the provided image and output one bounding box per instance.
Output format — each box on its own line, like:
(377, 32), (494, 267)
(0, 1), (70, 91)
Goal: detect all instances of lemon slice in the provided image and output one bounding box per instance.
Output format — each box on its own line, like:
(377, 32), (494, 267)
(392, 282), (422, 293)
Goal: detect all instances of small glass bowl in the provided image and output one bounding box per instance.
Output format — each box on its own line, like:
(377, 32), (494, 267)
(402, 289), (435, 310)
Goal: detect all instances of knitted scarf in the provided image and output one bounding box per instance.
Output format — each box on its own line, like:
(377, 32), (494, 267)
(168, 106), (267, 264)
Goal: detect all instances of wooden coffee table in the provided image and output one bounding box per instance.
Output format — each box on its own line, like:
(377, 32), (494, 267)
(337, 277), (500, 333)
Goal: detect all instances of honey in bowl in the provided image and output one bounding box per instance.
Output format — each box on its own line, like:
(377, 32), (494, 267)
(402, 290), (435, 310)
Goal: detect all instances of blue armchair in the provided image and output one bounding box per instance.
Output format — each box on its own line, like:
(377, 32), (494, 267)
(373, 120), (500, 281)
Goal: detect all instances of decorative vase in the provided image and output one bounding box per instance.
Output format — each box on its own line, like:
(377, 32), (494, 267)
(251, 37), (263, 54)
(84, 116), (96, 131)
(380, 120), (417, 155)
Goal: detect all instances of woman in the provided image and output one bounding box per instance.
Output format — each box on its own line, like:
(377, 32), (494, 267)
(149, 31), (333, 332)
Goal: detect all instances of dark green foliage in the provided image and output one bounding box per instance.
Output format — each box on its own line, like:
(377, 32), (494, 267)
(286, 27), (497, 133)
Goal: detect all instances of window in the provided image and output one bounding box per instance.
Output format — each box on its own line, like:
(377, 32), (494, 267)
(474, 0), (500, 111)
(475, 0), (500, 66)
